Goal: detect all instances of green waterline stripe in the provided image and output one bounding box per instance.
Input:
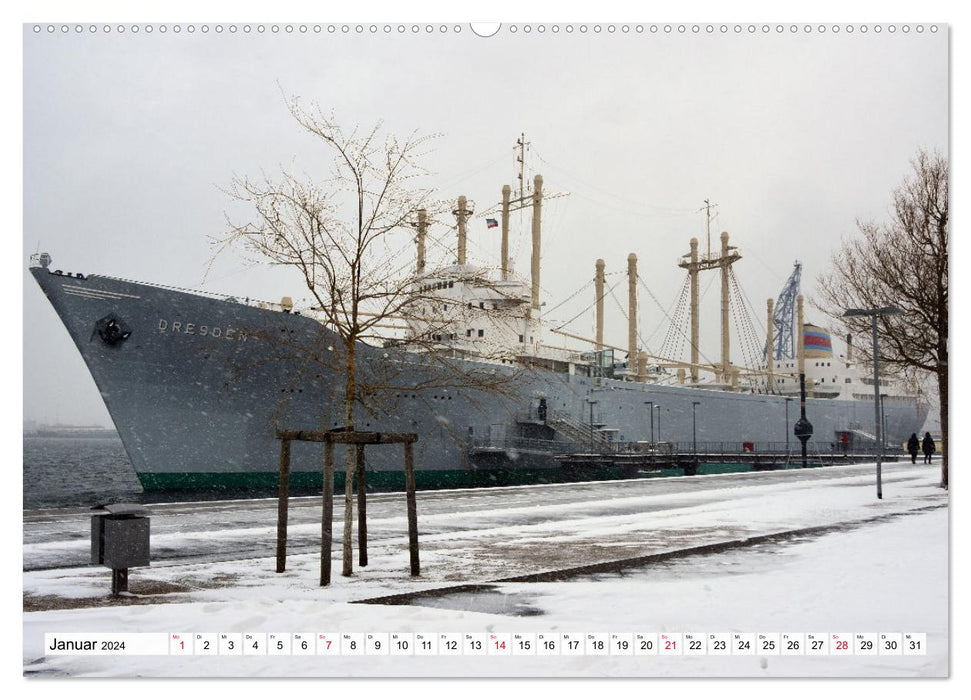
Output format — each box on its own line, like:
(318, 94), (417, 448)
(133, 461), (807, 491)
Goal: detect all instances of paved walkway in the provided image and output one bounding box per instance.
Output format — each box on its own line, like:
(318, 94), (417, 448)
(23, 463), (946, 609)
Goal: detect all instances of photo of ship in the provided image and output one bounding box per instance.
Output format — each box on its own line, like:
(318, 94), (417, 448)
(21, 20), (949, 682)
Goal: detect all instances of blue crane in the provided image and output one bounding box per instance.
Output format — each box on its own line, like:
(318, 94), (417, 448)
(768, 262), (802, 360)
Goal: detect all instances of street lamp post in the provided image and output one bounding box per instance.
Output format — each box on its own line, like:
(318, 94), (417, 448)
(692, 401), (701, 457)
(785, 397), (794, 455)
(587, 398), (598, 450)
(645, 401), (655, 443)
(881, 394), (888, 450)
(655, 405), (662, 443)
(843, 306), (903, 499)
(793, 374), (814, 469)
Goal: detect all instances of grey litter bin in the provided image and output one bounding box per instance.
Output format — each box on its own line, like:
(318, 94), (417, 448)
(91, 503), (151, 594)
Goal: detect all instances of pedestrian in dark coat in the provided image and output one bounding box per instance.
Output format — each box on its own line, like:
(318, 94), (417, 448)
(922, 432), (936, 464)
(907, 433), (920, 464)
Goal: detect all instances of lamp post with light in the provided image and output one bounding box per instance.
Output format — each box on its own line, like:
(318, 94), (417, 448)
(793, 375), (813, 468)
(843, 306), (903, 499)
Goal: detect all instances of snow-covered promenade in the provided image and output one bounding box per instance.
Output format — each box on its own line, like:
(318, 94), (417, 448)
(23, 462), (948, 678)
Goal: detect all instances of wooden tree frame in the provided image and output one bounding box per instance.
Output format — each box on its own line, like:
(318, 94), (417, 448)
(274, 429), (419, 586)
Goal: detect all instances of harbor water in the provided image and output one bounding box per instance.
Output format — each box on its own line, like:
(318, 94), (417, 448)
(22, 436), (314, 509)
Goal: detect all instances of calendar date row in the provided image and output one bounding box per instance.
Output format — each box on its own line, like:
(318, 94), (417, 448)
(45, 632), (927, 656)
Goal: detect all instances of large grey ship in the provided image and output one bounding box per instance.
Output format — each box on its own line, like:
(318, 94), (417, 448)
(28, 261), (927, 492)
(27, 169), (928, 492)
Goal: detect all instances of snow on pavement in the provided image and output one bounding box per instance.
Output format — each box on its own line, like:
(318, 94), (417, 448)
(21, 462), (949, 680)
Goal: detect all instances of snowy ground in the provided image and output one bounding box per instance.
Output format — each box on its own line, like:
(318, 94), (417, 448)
(20, 462), (952, 687)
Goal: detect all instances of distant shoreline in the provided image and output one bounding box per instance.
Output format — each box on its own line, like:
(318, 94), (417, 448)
(24, 429), (118, 439)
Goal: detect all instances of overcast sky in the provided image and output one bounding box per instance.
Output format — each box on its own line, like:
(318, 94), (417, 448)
(21, 22), (947, 426)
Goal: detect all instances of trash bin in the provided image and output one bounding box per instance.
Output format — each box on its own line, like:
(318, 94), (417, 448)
(91, 503), (151, 594)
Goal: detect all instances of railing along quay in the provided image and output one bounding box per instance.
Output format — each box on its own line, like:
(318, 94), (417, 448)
(470, 437), (902, 473)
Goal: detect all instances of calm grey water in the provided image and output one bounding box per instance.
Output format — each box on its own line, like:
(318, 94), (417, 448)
(23, 436), (142, 509)
(22, 436), (295, 509)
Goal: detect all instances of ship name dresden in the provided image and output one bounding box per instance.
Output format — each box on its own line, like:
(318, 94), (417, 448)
(158, 319), (247, 341)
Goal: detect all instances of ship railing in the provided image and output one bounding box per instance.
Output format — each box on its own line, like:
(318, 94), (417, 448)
(513, 409), (589, 423)
(469, 437), (576, 453)
(471, 437), (905, 459)
(101, 274), (290, 310)
(664, 441), (905, 457)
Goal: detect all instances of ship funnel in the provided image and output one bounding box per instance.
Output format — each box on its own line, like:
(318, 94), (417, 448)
(281, 296), (293, 312)
(804, 324), (834, 358)
(39, 252), (52, 269)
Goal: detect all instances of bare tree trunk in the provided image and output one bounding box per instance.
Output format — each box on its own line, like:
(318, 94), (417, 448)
(342, 340), (357, 576)
(938, 364), (948, 489)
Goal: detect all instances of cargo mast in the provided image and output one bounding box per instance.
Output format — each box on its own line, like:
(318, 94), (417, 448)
(677, 204), (742, 384)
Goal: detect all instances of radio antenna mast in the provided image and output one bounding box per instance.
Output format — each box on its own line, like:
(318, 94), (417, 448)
(516, 133), (530, 200)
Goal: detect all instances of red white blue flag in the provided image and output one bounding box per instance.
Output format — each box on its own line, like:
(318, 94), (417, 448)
(486, 218), (499, 229)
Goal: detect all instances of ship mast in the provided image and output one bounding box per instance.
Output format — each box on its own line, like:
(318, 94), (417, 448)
(516, 133), (530, 201)
(503, 135), (549, 314)
(677, 212), (742, 384)
(492, 135), (567, 310)
(701, 198), (718, 259)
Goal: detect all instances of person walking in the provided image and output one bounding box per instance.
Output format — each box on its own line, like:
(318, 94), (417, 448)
(922, 432), (936, 464)
(907, 433), (920, 464)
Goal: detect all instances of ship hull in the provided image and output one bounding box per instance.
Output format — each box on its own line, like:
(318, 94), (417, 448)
(30, 267), (929, 491)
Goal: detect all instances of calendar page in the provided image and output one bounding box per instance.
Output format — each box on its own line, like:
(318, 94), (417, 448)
(20, 4), (950, 685)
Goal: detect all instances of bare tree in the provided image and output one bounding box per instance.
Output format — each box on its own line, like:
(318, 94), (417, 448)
(816, 149), (948, 488)
(217, 97), (524, 576)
